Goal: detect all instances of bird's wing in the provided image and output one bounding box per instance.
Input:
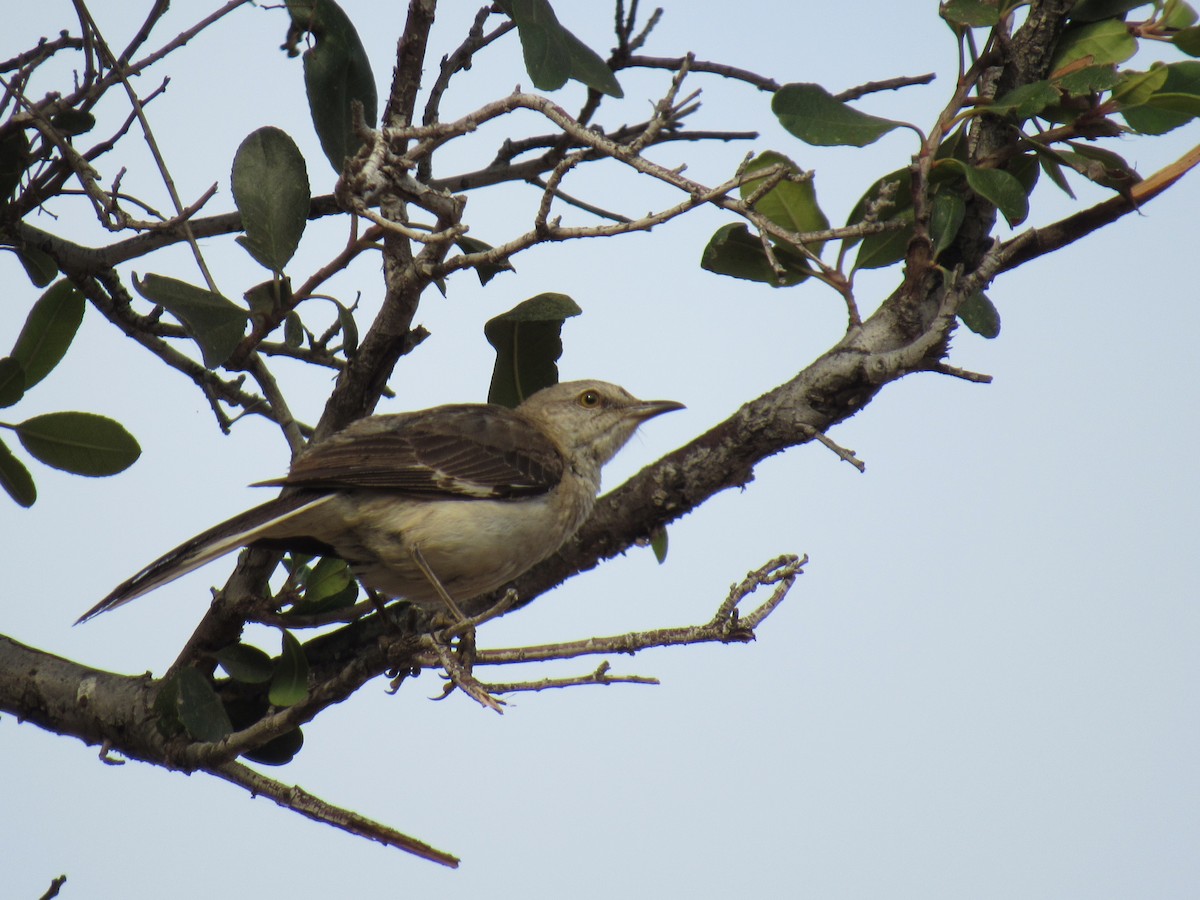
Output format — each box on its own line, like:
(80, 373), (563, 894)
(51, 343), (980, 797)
(263, 405), (566, 498)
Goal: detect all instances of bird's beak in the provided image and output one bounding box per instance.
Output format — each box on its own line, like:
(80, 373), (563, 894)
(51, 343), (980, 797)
(629, 399), (686, 421)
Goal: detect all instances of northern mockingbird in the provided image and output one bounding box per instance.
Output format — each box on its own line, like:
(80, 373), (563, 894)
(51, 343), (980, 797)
(77, 380), (683, 624)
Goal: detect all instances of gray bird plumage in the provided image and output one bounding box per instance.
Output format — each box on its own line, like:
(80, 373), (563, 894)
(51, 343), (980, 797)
(77, 380), (683, 623)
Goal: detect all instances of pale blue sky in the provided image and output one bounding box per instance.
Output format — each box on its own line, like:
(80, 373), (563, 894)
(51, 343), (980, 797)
(4, 3), (1198, 897)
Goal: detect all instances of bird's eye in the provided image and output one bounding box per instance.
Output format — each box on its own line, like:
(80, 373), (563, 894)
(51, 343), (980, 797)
(578, 389), (602, 408)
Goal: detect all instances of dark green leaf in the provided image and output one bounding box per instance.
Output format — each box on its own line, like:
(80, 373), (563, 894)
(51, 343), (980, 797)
(232, 127), (311, 272)
(1053, 63), (1121, 96)
(0, 129), (31, 199)
(844, 166), (912, 249)
(650, 526), (669, 564)
(15, 247), (58, 287)
(244, 277), (292, 314)
(499, 0), (621, 96)
(931, 189), (966, 258)
(135, 273), (248, 368)
(940, 0), (1000, 27)
(0, 357), (25, 408)
(11, 281), (84, 389)
(336, 303), (358, 357)
(1174, 25), (1200, 56)
(559, 25), (623, 98)
(0, 437), (35, 507)
(1051, 19), (1137, 72)
(1060, 141), (1142, 192)
(1068, 0), (1145, 23)
(739, 152), (829, 252)
(989, 80), (1060, 119)
(50, 109), (96, 136)
(176, 667), (234, 742)
(944, 160), (1029, 226)
(700, 222), (813, 285)
(455, 235), (516, 286)
(959, 291), (1001, 338)
(500, 0), (570, 90)
(484, 293), (582, 408)
(243, 727), (305, 766)
(772, 82), (905, 147)
(286, 0), (378, 172)
(284, 312), (305, 349)
(854, 209), (914, 271)
(152, 675), (184, 738)
(216, 643), (276, 684)
(269, 630), (310, 707)
(14, 411), (141, 476)
(1036, 152), (1076, 198)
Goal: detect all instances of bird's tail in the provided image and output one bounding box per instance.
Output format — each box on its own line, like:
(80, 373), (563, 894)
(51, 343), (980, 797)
(76, 493), (334, 624)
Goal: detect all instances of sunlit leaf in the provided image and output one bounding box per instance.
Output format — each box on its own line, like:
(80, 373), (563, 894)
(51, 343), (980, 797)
(1051, 19), (1137, 73)
(989, 80), (1060, 119)
(739, 152), (829, 253)
(940, 0), (1000, 28)
(269, 630), (310, 707)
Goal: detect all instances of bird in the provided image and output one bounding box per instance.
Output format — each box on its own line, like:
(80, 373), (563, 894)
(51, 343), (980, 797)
(77, 380), (684, 624)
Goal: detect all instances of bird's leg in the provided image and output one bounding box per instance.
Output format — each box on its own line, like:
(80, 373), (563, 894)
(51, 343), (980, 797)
(408, 544), (468, 622)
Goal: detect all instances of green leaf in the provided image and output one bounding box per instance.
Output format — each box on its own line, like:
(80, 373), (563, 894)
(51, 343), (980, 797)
(243, 727), (305, 766)
(930, 189), (966, 258)
(989, 80), (1060, 119)
(854, 208), (914, 271)
(269, 630), (310, 707)
(304, 556), (353, 603)
(216, 643), (276, 684)
(958, 291), (1001, 338)
(943, 160), (1029, 226)
(286, 0), (378, 173)
(844, 166), (912, 248)
(484, 293), (582, 408)
(1174, 25), (1200, 56)
(0, 357), (25, 408)
(499, 0), (623, 97)
(1164, 0), (1199, 28)
(135, 273), (248, 368)
(176, 667), (234, 742)
(14, 411), (141, 477)
(1061, 141), (1141, 193)
(284, 312), (305, 349)
(700, 222), (814, 285)
(15, 246), (58, 287)
(0, 437), (35, 507)
(50, 109), (95, 136)
(650, 526), (669, 564)
(1051, 19), (1137, 72)
(772, 82), (905, 147)
(1053, 64), (1121, 96)
(232, 127), (311, 272)
(336, 303), (358, 357)
(0, 129), (30, 199)
(10, 281), (84, 389)
(940, 0), (1001, 27)
(739, 152), (829, 252)
(454, 235), (516, 286)
(1069, 0), (1145, 24)
(1110, 66), (1170, 108)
